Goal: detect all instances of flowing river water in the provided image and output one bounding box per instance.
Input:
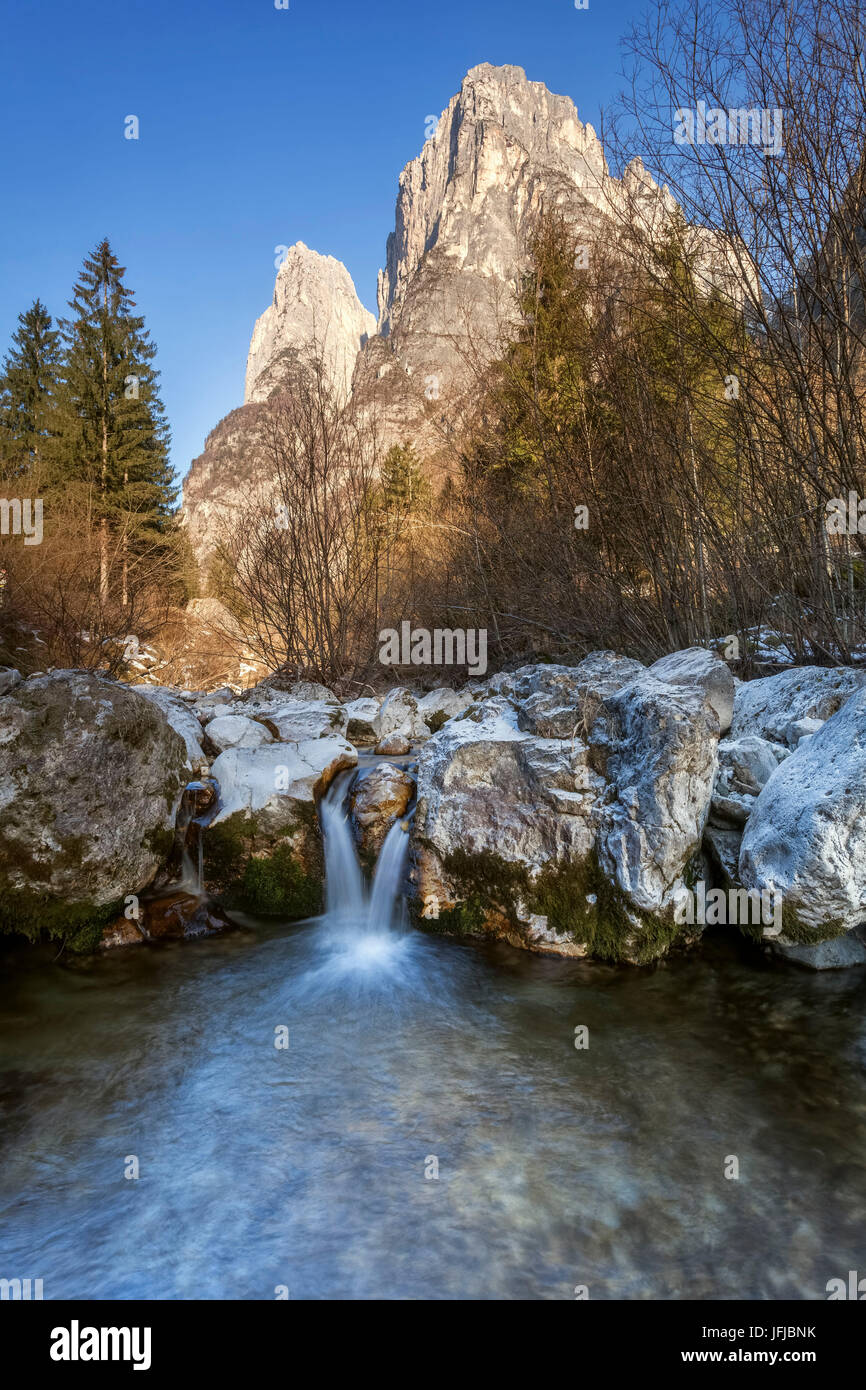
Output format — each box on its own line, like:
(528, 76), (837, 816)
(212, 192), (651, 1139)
(1, 771), (865, 1300)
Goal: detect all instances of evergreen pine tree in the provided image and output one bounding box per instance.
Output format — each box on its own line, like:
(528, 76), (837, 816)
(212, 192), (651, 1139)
(380, 441), (430, 514)
(0, 299), (61, 475)
(55, 238), (175, 603)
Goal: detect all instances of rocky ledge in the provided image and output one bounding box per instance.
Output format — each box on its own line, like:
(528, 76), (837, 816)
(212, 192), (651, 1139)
(1, 650), (865, 970)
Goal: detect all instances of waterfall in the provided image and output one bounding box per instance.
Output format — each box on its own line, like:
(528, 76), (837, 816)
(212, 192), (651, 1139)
(367, 817), (410, 931)
(317, 769), (411, 936)
(294, 767), (421, 991)
(176, 779), (219, 897)
(318, 772), (366, 922)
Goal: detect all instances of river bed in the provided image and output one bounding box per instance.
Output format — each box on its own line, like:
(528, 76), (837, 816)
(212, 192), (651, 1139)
(1, 916), (864, 1300)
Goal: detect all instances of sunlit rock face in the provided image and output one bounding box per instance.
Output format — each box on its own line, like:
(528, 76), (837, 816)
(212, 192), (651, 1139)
(183, 63), (738, 567)
(245, 242), (376, 405)
(351, 62), (720, 457)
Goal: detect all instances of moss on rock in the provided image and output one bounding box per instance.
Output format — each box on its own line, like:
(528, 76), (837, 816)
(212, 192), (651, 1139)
(425, 844), (697, 965)
(0, 887), (120, 951)
(203, 806), (324, 920)
(239, 844), (322, 919)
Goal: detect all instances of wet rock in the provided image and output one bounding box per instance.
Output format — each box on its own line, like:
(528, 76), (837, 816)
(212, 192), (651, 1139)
(772, 932), (866, 970)
(100, 892), (236, 948)
(375, 733), (411, 755)
(351, 764), (415, 858)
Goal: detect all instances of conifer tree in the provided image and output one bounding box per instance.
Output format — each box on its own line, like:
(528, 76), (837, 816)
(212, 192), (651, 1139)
(0, 299), (61, 474)
(380, 441), (430, 514)
(55, 238), (175, 603)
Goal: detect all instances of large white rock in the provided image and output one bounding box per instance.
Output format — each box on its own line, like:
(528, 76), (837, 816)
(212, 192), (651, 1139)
(590, 673), (721, 913)
(205, 737), (357, 916)
(739, 688), (866, 936)
(649, 647), (735, 734)
(413, 698), (604, 950)
(211, 737), (356, 833)
(245, 242), (376, 405)
(374, 688), (427, 744)
(415, 687), (475, 731)
(259, 701), (349, 743)
(512, 653), (647, 737)
(132, 684), (208, 773)
(0, 673), (189, 922)
(730, 666), (866, 746)
(205, 713), (273, 752)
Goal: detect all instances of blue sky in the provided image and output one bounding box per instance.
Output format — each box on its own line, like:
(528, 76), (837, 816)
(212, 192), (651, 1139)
(1, 0), (647, 485)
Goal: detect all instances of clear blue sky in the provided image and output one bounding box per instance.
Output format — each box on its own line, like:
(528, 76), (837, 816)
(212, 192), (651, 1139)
(1, 0), (648, 487)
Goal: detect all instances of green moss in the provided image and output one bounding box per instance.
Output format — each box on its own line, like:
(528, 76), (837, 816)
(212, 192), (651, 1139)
(736, 900), (849, 947)
(0, 888), (119, 951)
(424, 710), (450, 735)
(430, 844), (695, 965)
(529, 854), (693, 964)
(201, 813), (258, 895)
(143, 825), (176, 863)
(419, 894), (488, 937)
(239, 844), (322, 919)
(202, 804), (324, 919)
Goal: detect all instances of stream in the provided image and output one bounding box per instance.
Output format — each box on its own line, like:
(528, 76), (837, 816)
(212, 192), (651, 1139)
(0, 771), (865, 1299)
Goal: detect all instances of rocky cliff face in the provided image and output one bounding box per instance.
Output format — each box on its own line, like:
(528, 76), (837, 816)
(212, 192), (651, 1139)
(349, 63), (708, 458)
(245, 242), (376, 404)
(183, 62), (729, 569)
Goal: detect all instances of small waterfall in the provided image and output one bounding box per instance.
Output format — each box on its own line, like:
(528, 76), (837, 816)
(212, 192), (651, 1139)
(176, 779), (219, 897)
(295, 767), (422, 991)
(314, 767), (414, 972)
(318, 772), (366, 922)
(367, 817), (410, 931)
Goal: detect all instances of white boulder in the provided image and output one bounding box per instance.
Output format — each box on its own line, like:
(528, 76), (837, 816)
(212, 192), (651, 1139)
(739, 687), (866, 937)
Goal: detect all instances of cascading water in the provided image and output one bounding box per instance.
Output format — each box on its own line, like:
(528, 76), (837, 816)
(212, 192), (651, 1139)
(367, 815), (410, 931)
(318, 773), (366, 923)
(176, 779), (219, 897)
(310, 767), (416, 985)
